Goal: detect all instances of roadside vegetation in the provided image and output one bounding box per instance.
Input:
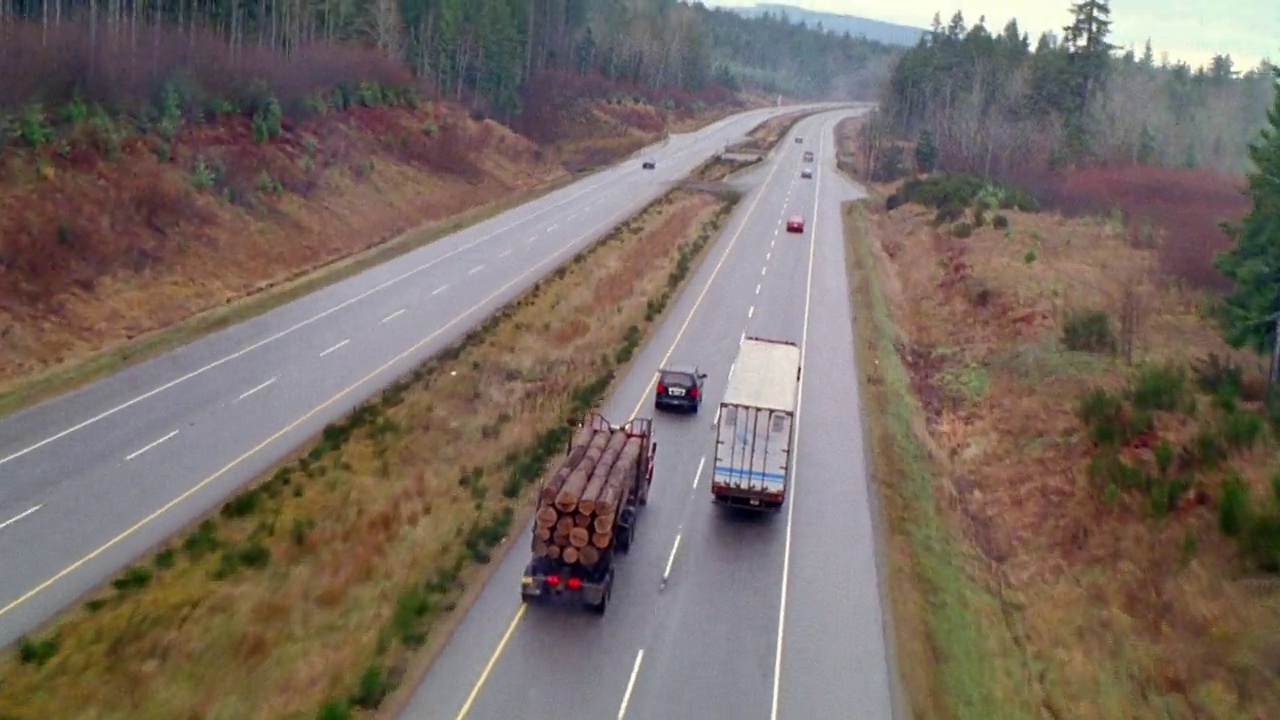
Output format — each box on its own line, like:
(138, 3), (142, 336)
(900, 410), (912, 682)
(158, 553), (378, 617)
(838, 3), (1280, 715)
(0, 176), (741, 719)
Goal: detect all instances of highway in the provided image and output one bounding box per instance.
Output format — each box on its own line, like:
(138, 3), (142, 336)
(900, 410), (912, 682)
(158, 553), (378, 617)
(0, 102), (847, 647)
(399, 109), (898, 720)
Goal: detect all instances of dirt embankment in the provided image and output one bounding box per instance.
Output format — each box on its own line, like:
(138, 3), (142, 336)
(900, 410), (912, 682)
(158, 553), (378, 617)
(839, 119), (1280, 719)
(0, 85), (756, 416)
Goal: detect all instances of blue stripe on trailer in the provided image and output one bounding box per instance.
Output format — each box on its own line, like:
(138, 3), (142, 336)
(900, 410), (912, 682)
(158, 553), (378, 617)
(712, 465), (787, 481)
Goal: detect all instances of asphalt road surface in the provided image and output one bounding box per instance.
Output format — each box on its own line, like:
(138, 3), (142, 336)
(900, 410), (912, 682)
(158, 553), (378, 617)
(0, 102), (852, 647)
(399, 108), (898, 720)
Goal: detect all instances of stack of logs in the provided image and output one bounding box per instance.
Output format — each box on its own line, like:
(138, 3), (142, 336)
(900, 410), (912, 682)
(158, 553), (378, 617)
(532, 423), (643, 566)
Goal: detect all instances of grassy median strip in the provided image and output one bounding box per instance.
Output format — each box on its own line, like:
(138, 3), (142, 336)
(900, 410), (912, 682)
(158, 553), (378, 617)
(842, 200), (1033, 720)
(725, 108), (813, 155)
(688, 153), (763, 183)
(0, 183), (740, 719)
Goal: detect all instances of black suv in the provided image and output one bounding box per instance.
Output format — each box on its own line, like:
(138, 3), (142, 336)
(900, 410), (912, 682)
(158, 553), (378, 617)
(654, 365), (707, 413)
(642, 160), (656, 169)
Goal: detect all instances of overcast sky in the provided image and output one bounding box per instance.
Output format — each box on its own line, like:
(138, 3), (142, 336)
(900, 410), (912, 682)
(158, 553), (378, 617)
(706, 0), (1278, 71)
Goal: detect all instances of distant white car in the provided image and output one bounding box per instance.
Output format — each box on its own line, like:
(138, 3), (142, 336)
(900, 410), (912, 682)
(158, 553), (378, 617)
(800, 168), (813, 179)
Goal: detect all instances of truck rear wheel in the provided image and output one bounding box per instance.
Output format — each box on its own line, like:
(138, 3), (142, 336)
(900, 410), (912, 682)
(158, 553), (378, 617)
(591, 591), (609, 615)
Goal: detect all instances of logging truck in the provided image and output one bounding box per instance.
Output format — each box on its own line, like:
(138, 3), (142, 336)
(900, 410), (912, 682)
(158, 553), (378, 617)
(520, 412), (656, 614)
(711, 337), (801, 512)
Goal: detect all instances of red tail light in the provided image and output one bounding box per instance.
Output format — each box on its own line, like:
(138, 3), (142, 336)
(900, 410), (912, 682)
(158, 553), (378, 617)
(689, 387), (699, 398)
(546, 574), (561, 586)
(656, 384), (666, 394)
(567, 577), (583, 590)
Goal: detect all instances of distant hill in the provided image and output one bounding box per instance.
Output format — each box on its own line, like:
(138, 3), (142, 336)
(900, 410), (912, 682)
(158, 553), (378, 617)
(720, 2), (927, 47)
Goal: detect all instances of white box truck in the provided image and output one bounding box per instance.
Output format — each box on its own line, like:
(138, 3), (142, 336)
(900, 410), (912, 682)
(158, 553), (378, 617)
(711, 336), (801, 511)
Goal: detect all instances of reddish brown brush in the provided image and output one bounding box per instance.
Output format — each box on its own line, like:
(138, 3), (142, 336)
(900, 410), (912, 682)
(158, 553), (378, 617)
(1004, 164), (1248, 293)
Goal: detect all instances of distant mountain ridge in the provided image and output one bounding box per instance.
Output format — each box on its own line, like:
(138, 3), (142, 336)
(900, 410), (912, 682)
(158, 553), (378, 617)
(719, 2), (927, 47)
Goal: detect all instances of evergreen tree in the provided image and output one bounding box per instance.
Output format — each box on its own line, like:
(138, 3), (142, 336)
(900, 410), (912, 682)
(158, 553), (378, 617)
(1140, 38), (1154, 68)
(915, 129), (938, 172)
(1062, 0), (1114, 115)
(1214, 68), (1280, 353)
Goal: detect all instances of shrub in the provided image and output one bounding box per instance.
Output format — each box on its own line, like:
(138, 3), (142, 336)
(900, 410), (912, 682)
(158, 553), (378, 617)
(1243, 514), (1280, 572)
(1220, 409), (1264, 451)
(1075, 386), (1136, 443)
(316, 700), (352, 720)
(1129, 363), (1186, 412)
(17, 635), (59, 666)
(950, 221), (973, 239)
(1219, 473), (1250, 536)
(932, 203), (965, 226)
(351, 664), (393, 709)
(1189, 428), (1227, 470)
(111, 565), (153, 591)
(1192, 353), (1243, 401)
(885, 193), (904, 211)
(1062, 309), (1116, 353)
(992, 213), (1010, 229)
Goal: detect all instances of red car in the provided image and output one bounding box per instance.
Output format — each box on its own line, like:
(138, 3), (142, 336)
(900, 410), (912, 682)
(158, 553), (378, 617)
(786, 216), (805, 233)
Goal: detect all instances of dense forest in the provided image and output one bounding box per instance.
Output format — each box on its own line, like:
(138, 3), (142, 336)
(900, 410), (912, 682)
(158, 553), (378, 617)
(876, 0), (1276, 178)
(0, 0), (898, 127)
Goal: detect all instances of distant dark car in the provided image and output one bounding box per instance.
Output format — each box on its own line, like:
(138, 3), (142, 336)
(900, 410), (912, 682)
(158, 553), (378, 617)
(800, 168), (813, 179)
(642, 160), (656, 169)
(655, 365), (707, 413)
(803, 151), (814, 162)
(786, 216), (805, 233)
(795, 136), (804, 144)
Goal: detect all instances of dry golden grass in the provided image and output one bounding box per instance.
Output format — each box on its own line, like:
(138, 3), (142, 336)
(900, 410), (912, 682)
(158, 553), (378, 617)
(0, 186), (738, 720)
(725, 109), (812, 154)
(688, 153), (763, 184)
(846, 162), (1280, 718)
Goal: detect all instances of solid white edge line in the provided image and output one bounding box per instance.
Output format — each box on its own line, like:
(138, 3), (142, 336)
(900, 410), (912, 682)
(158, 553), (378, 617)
(124, 429), (179, 461)
(770, 116), (828, 720)
(617, 649), (645, 720)
(0, 505), (43, 531)
(319, 339), (349, 357)
(236, 377), (277, 402)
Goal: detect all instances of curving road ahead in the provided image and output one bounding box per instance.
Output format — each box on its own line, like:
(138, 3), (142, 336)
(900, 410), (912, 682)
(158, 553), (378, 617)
(399, 109), (898, 720)
(0, 103), (851, 648)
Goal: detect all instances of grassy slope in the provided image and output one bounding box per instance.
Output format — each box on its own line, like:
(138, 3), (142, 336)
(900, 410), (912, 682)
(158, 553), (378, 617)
(0, 89), (760, 418)
(837, 117), (1280, 719)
